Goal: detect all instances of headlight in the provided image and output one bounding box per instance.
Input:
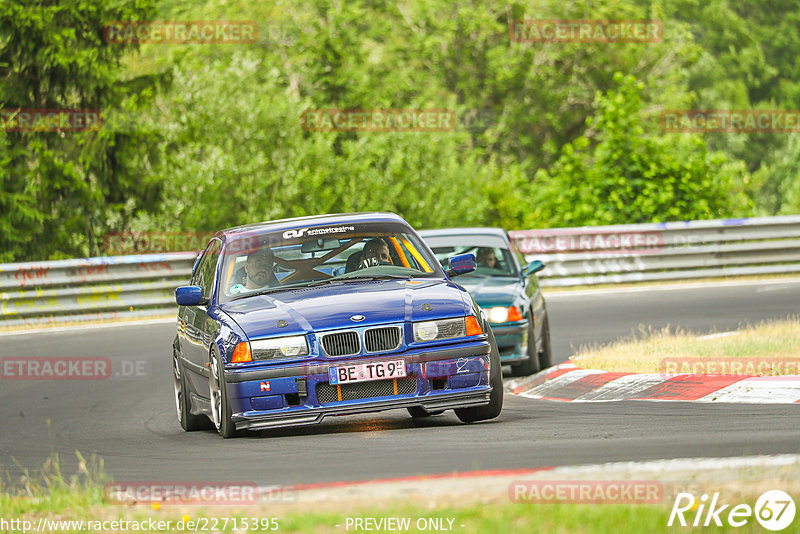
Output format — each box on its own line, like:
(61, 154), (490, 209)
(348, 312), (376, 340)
(488, 306), (524, 324)
(488, 307), (509, 324)
(250, 335), (309, 360)
(413, 318), (466, 342)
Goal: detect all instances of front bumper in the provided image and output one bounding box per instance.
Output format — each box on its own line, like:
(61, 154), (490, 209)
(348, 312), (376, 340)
(223, 342), (493, 431)
(234, 388), (491, 431)
(489, 320), (529, 364)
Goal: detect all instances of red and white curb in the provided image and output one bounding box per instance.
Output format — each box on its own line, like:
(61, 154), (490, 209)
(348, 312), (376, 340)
(256, 454), (800, 503)
(509, 362), (800, 403)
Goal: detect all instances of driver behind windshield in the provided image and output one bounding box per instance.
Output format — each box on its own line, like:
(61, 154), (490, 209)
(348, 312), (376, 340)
(230, 248), (278, 294)
(360, 238), (393, 268)
(476, 247), (498, 269)
(245, 248), (278, 289)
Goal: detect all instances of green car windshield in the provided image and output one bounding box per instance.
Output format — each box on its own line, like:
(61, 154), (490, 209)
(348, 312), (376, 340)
(424, 235), (518, 277)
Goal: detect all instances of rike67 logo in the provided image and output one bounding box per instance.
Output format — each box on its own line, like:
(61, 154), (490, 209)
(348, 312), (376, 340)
(669, 490), (796, 531)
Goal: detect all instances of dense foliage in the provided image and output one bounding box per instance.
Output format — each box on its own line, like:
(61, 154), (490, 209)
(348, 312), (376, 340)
(2, 0), (798, 260)
(0, 0), (161, 260)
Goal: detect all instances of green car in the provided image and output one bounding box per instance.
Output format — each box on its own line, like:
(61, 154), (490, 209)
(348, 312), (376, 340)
(420, 228), (552, 377)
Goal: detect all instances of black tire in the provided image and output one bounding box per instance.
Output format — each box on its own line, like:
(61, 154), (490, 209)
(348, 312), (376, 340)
(407, 407), (445, 418)
(510, 318), (541, 377)
(538, 314), (553, 369)
(173, 353), (206, 431)
(209, 348), (238, 438)
(455, 328), (504, 423)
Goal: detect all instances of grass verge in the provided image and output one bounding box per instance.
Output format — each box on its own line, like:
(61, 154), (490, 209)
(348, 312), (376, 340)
(4, 452), (800, 533)
(571, 317), (800, 374)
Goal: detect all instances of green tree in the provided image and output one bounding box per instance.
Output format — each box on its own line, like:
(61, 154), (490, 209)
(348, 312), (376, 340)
(0, 113), (44, 263)
(532, 73), (752, 226)
(664, 0), (800, 214)
(0, 0), (162, 260)
(751, 135), (800, 215)
(140, 51), (531, 234)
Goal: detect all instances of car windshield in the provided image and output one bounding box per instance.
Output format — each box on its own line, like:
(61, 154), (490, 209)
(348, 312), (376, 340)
(424, 234), (518, 277)
(218, 221), (441, 302)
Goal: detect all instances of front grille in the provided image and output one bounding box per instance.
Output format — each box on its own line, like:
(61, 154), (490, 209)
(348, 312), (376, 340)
(316, 375), (418, 404)
(364, 327), (401, 352)
(321, 331), (360, 357)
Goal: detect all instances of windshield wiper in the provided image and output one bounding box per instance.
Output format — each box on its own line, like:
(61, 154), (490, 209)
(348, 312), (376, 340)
(302, 278), (348, 287)
(334, 274), (414, 282)
(231, 278), (352, 300)
(230, 275), (414, 301)
(230, 286), (292, 301)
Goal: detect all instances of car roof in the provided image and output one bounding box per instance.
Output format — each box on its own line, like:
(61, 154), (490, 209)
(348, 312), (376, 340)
(418, 227), (509, 238)
(213, 212), (409, 240)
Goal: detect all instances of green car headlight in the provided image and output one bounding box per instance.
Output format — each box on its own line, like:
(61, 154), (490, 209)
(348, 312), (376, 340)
(488, 306), (509, 324)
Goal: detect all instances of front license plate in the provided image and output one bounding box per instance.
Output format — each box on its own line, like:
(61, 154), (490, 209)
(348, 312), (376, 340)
(329, 360), (406, 385)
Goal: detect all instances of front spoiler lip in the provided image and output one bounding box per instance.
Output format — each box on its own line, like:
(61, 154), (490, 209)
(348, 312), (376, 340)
(233, 389), (491, 431)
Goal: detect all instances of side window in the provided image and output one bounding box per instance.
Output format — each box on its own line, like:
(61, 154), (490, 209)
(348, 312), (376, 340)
(193, 239), (222, 299)
(190, 252), (208, 286)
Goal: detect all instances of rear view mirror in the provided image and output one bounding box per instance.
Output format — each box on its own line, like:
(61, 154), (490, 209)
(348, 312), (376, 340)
(522, 260), (545, 277)
(447, 253), (476, 276)
(300, 238), (340, 253)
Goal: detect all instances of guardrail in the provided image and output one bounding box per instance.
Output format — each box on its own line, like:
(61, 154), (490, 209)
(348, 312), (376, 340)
(0, 253), (196, 327)
(509, 215), (800, 287)
(2, 215), (799, 326)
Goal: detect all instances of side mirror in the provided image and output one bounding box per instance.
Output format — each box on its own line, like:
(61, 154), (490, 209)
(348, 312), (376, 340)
(176, 285), (207, 306)
(447, 253), (476, 277)
(522, 260), (545, 277)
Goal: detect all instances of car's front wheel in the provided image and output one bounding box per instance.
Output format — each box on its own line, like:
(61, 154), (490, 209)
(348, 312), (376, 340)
(455, 328), (504, 423)
(209, 347), (238, 438)
(173, 353), (206, 431)
(538, 314), (553, 369)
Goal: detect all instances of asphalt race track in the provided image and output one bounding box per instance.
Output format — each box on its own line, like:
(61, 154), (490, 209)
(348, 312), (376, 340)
(1, 279), (798, 486)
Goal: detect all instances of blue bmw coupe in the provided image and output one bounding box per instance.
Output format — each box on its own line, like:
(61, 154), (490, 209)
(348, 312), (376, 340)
(419, 228), (550, 377)
(172, 213), (503, 437)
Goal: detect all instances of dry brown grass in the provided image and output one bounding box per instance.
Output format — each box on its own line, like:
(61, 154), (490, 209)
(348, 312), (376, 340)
(572, 317), (800, 374)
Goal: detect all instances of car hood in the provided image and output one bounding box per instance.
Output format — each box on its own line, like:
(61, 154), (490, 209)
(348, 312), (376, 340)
(219, 279), (469, 337)
(457, 276), (523, 307)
